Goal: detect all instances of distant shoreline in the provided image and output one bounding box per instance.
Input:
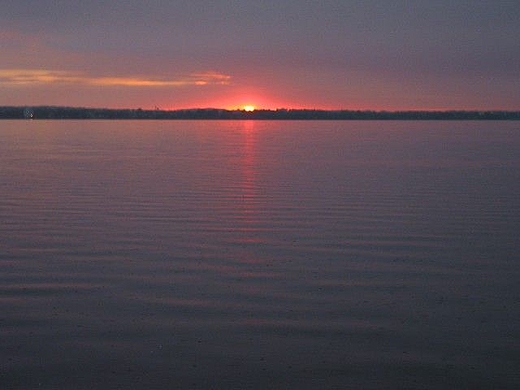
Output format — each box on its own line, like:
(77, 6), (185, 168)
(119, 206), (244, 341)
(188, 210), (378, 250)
(1, 106), (520, 120)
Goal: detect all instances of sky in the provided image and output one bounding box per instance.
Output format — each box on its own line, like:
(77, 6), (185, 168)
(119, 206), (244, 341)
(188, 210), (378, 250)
(1, 0), (519, 110)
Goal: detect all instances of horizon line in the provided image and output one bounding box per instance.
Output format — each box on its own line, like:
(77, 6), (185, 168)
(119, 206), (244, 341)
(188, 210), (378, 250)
(2, 105), (520, 113)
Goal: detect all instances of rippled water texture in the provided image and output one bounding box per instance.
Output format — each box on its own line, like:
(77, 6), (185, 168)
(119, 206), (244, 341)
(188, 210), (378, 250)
(1, 120), (519, 389)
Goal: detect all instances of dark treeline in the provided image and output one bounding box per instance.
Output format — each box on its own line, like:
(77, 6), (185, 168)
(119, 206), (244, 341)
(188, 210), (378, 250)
(1, 106), (520, 120)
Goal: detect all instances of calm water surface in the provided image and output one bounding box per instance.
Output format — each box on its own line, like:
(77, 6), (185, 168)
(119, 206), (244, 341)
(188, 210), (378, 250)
(1, 120), (519, 389)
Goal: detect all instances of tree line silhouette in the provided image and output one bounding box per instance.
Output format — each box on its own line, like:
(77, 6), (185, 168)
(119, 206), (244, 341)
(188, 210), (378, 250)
(1, 106), (519, 120)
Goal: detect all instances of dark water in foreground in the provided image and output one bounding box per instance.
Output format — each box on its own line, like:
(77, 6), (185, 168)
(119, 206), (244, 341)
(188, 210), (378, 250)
(1, 120), (519, 389)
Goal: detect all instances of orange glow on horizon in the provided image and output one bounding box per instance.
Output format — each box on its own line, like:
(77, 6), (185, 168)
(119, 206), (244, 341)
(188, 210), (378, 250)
(200, 89), (294, 111)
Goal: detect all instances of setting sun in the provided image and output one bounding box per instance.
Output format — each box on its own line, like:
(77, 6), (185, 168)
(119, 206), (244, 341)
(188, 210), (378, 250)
(243, 105), (255, 112)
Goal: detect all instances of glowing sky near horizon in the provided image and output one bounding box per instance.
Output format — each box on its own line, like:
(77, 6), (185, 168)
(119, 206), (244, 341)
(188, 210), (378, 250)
(1, 1), (519, 110)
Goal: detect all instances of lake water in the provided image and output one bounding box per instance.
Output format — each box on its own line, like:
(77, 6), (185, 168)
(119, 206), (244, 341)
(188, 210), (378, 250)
(1, 120), (519, 389)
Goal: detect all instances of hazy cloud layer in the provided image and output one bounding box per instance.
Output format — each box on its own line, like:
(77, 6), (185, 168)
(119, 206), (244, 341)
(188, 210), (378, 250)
(1, 0), (519, 109)
(0, 69), (230, 87)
